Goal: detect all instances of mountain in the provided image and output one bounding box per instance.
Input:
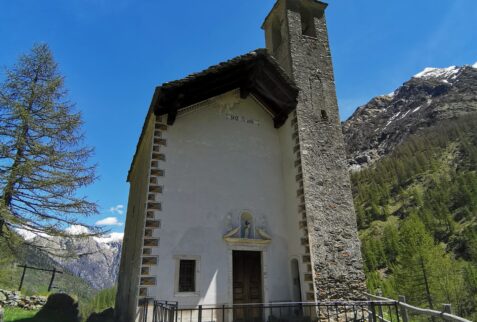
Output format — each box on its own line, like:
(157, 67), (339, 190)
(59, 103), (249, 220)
(0, 238), (95, 302)
(18, 227), (123, 290)
(343, 62), (477, 170)
(343, 62), (477, 320)
(50, 233), (123, 290)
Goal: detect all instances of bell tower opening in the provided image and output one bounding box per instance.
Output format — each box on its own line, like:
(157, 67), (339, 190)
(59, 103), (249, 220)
(300, 5), (316, 37)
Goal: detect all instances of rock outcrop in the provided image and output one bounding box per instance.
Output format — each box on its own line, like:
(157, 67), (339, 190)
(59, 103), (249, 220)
(343, 63), (477, 170)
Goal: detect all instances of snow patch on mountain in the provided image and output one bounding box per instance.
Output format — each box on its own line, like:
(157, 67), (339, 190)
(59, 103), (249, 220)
(414, 66), (459, 79)
(16, 228), (40, 241)
(400, 110), (411, 119)
(18, 224), (123, 245)
(412, 105), (422, 113)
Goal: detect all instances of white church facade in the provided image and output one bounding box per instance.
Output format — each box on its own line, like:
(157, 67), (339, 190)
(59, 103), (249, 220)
(137, 88), (306, 305)
(116, 1), (366, 322)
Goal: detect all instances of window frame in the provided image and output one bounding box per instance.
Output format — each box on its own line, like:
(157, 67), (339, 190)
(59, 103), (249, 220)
(174, 255), (200, 297)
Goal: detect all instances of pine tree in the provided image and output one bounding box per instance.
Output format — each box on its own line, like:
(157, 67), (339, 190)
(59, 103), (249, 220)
(383, 223), (399, 264)
(0, 44), (99, 250)
(395, 215), (439, 308)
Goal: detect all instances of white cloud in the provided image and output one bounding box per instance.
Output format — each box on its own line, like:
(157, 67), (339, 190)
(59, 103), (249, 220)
(473, 61), (477, 69)
(95, 232), (124, 244)
(109, 204), (125, 215)
(65, 225), (90, 235)
(95, 217), (123, 226)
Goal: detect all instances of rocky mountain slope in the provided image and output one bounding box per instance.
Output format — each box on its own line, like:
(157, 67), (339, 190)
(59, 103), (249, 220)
(343, 62), (477, 170)
(51, 234), (122, 290)
(344, 61), (477, 320)
(18, 227), (123, 290)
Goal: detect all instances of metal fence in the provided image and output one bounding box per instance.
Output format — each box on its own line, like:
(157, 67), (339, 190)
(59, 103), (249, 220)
(365, 293), (472, 322)
(139, 300), (402, 322)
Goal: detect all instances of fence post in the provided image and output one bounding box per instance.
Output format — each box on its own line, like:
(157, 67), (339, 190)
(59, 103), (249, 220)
(370, 302), (377, 322)
(198, 305), (203, 322)
(170, 303), (175, 322)
(144, 299), (149, 322)
(47, 267), (56, 292)
(378, 304), (384, 322)
(0, 305), (4, 322)
(18, 265), (27, 291)
(398, 296), (409, 322)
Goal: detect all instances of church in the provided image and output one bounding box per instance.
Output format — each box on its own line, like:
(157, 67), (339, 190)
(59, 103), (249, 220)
(115, 1), (366, 321)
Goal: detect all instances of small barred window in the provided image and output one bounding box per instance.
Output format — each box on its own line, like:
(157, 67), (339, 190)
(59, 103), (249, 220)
(178, 260), (196, 292)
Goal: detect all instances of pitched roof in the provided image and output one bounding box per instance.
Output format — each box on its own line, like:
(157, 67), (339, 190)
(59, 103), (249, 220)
(127, 48), (299, 181)
(151, 48), (298, 125)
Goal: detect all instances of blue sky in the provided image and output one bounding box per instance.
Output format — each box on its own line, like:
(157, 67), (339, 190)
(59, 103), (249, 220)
(1, 0), (476, 235)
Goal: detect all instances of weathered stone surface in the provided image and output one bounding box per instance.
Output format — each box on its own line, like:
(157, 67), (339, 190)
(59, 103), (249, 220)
(264, 0), (366, 300)
(0, 289), (47, 310)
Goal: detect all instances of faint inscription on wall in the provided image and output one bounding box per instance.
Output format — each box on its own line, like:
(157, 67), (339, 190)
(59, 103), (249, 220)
(225, 114), (260, 126)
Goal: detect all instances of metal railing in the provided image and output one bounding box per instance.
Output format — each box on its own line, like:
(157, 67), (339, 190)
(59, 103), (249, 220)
(366, 293), (472, 322)
(140, 299), (402, 322)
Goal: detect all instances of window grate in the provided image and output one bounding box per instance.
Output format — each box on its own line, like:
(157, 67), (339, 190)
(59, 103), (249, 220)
(178, 260), (196, 292)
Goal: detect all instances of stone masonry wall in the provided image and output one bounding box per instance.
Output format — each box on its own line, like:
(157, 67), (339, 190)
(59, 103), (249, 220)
(138, 115), (167, 299)
(0, 289), (47, 310)
(265, 0), (366, 300)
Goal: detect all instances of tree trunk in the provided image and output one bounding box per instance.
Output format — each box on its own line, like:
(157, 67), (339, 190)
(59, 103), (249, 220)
(1, 69), (38, 209)
(0, 69), (37, 236)
(420, 256), (434, 309)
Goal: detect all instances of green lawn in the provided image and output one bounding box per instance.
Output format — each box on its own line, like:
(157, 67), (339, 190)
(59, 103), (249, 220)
(4, 307), (38, 322)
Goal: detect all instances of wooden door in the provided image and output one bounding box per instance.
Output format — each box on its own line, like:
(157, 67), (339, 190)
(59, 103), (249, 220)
(233, 251), (262, 322)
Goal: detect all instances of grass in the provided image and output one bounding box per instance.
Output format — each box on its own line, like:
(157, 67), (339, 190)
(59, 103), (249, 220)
(79, 286), (116, 321)
(1, 287), (117, 322)
(0, 239), (94, 304)
(4, 307), (38, 322)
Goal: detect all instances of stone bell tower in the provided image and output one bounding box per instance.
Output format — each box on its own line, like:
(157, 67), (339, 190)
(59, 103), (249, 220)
(263, 0), (366, 300)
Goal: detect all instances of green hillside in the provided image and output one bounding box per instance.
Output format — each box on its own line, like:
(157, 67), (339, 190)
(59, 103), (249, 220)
(0, 238), (94, 302)
(352, 114), (477, 320)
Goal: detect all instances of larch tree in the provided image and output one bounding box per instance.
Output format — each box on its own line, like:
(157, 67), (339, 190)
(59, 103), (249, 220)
(396, 215), (465, 308)
(395, 214), (446, 309)
(0, 43), (100, 252)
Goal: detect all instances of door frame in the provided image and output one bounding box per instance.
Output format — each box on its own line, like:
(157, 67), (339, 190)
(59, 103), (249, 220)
(227, 245), (268, 305)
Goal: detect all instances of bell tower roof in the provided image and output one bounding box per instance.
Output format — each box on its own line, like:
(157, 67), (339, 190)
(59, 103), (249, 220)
(262, 0), (328, 30)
